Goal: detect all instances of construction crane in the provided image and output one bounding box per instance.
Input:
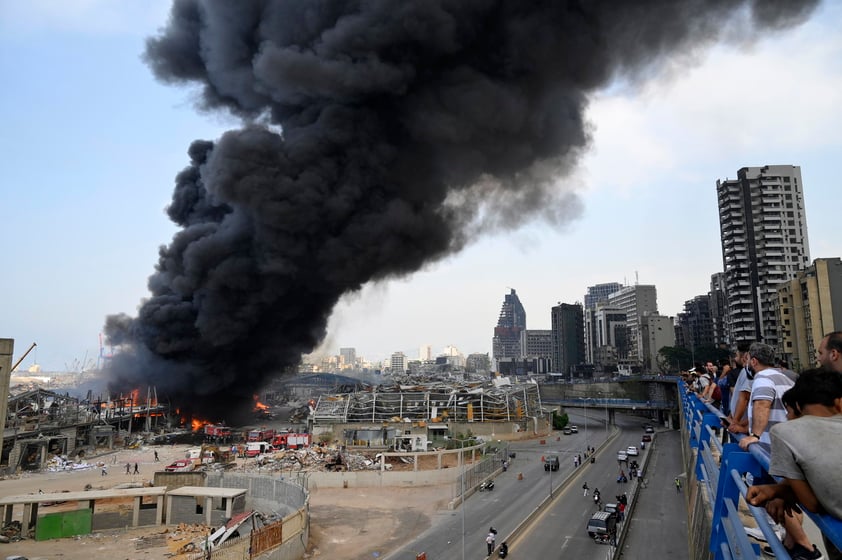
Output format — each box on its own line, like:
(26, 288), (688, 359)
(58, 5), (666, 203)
(11, 342), (37, 372)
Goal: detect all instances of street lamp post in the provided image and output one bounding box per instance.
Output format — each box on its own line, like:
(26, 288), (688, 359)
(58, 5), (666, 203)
(454, 437), (470, 560)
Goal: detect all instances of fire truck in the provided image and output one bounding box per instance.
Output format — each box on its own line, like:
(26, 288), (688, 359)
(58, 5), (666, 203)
(204, 424), (232, 440)
(272, 432), (311, 449)
(247, 427), (276, 442)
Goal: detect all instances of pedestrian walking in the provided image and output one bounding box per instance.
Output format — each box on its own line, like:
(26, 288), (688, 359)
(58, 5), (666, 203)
(675, 477), (682, 492)
(134, 462), (139, 474)
(583, 482), (589, 496)
(154, 450), (159, 462)
(486, 527), (497, 555)
(101, 465), (108, 476)
(126, 462), (131, 474)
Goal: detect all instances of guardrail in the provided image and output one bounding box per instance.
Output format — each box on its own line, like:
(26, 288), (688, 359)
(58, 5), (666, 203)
(679, 380), (842, 559)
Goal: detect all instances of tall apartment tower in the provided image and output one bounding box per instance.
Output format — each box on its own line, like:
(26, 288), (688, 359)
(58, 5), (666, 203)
(606, 284), (658, 365)
(551, 303), (585, 378)
(716, 165), (811, 347)
(492, 289), (527, 363)
(339, 347), (356, 368)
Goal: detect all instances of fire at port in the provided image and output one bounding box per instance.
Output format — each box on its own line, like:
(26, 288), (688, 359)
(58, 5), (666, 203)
(103, 0), (818, 422)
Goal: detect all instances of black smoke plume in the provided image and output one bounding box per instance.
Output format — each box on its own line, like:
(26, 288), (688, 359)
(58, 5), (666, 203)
(104, 0), (818, 422)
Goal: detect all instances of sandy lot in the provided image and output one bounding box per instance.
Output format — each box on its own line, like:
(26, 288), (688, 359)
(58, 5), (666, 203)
(0, 444), (450, 560)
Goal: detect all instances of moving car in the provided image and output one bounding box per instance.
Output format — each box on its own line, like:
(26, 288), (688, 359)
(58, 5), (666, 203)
(617, 450), (628, 462)
(569, 425), (579, 433)
(626, 446), (639, 456)
(642, 434), (652, 443)
(544, 454), (560, 471)
(644, 424), (655, 433)
(563, 427), (572, 435)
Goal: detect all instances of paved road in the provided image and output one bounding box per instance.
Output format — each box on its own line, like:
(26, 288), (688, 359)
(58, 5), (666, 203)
(382, 411), (611, 560)
(619, 428), (689, 560)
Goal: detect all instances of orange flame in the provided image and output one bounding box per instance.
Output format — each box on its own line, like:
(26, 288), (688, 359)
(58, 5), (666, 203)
(253, 395), (269, 411)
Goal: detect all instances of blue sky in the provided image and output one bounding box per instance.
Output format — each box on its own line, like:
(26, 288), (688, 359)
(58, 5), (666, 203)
(2, 1), (841, 371)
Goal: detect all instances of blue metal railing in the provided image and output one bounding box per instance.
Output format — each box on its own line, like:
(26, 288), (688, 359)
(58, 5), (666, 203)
(680, 380), (842, 559)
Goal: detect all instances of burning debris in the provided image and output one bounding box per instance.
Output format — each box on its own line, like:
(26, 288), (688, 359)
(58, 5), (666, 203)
(104, 0), (818, 421)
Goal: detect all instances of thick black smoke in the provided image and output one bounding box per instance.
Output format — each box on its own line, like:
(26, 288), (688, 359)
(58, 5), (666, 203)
(104, 0), (817, 422)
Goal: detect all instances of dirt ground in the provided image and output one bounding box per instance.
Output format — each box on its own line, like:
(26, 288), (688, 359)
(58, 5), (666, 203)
(0, 444), (451, 560)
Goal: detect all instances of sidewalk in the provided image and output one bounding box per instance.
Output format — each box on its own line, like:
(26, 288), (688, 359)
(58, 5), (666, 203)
(621, 429), (690, 559)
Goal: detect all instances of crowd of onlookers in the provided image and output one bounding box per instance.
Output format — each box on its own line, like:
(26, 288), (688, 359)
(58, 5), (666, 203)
(682, 331), (842, 560)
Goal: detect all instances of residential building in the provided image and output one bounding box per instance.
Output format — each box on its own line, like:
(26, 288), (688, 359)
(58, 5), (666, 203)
(716, 165), (810, 347)
(709, 273), (727, 347)
(675, 295), (715, 353)
(606, 284), (658, 365)
(492, 289), (527, 365)
(419, 345), (432, 361)
(640, 313), (676, 372)
(776, 257), (842, 370)
(390, 352), (407, 373)
(551, 303), (585, 378)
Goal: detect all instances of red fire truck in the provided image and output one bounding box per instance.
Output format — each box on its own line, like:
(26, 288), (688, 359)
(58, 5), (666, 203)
(204, 424), (232, 439)
(272, 432), (311, 449)
(247, 427), (276, 442)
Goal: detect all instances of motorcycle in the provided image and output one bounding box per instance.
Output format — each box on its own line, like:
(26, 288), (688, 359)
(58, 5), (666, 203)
(498, 542), (509, 558)
(479, 480), (495, 492)
(593, 533), (614, 545)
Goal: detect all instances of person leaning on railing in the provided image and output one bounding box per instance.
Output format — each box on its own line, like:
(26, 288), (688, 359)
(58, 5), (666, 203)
(746, 369), (842, 560)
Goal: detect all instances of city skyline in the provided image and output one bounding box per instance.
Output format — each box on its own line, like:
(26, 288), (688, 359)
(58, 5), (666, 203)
(2, 2), (841, 372)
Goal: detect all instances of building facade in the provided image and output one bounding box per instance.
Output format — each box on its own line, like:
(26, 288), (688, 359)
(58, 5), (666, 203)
(583, 282), (623, 362)
(716, 165), (811, 347)
(776, 257), (842, 370)
(606, 284), (658, 366)
(640, 313), (676, 372)
(492, 289), (527, 365)
(551, 303), (585, 378)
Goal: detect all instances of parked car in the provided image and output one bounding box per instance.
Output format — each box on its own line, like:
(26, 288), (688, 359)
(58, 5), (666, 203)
(642, 434), (652, 443)
(587, 510), (618, 539)
(617, 450), (628, 462)
(544, 454), (560, 471)
(626, 446), (639, 456)
(164, 459), (194, 472)
(569, 425), (579, 433)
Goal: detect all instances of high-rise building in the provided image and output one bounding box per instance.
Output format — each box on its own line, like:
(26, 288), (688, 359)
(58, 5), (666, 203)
(675, 295), (714, 352)
(588, 305), (628, 372)
(583, 282), (623, 362)
(419, 345), (432, 361)
(606, 285), (658, 365)
(492, 289), (527, 364)
(709, 273), (727, 347)
(716, 165), (810, 347)
(551, 303), (585, 377)
(776, 257), (842, 370)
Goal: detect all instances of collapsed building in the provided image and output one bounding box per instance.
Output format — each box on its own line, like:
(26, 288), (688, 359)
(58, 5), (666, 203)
(309, 377), (548, 450)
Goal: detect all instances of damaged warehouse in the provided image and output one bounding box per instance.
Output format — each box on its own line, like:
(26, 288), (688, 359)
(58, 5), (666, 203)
(310, 378), (548, 448)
